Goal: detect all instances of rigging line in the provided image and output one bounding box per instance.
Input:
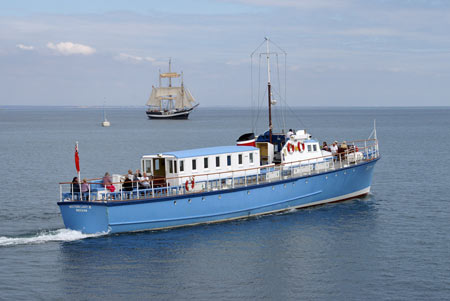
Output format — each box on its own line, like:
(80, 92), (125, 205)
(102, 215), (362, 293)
(275, 52), (286, 132)
(285, 101), (309, 130)
(250, 39), (266, 133)
(269, 39), (287, 56)
(255, 53), (262, 133)
(284, 52), (287, 133)
(250, 39), (268, 58)
(250, 52), (254, 132)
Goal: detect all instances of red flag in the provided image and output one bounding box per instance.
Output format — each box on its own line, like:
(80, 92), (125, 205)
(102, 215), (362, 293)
(75, 143), (80, 173)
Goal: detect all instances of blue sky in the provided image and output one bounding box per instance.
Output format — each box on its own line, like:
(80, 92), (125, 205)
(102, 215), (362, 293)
(1, 0), (449, 106)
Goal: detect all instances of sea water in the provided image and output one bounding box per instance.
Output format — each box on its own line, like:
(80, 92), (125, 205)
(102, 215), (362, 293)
(0, 107), (449, 300)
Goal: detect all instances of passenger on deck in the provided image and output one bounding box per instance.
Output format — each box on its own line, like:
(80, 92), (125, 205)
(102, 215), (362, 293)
(134, 169), (142, 188)
(139, 172), (151, 189)
(81, 178), (90, 201)
(71, 177), (80, 200)
(331, 141), (338, 155)
(103, 172), (115, 192)
(122, 177), (133, 192)
(322, 142), (330, 152)
(286, 129), (294, 139)
(127, 170), (134, 181)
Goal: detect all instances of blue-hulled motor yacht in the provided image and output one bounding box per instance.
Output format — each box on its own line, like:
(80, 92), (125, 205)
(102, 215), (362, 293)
(58, 39), (380, 234)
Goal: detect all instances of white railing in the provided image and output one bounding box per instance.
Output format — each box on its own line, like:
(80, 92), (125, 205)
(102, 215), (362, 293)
(59, 139), (379, 202)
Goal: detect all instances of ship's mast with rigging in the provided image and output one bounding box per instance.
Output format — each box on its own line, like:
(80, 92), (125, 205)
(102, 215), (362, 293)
(265, 37), (273, 144)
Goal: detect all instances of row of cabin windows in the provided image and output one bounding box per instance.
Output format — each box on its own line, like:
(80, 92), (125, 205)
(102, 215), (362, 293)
(178, 152), (254, 172)
(306, 144), (318, 152)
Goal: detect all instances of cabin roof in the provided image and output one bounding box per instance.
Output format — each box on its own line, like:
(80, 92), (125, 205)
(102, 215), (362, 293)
(144, 145), (258, 159)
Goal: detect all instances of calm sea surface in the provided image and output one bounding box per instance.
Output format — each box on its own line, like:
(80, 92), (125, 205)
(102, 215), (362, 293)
(0, 107), (449, 300)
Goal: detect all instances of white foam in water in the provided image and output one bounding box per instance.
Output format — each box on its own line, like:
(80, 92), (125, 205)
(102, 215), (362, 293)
(0, 229), (106, 247)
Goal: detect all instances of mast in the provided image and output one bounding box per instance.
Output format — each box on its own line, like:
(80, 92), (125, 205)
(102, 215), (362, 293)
(265, 37), (273, 144)
(168, 58), (172, 110)
(181, 71), (185, 108)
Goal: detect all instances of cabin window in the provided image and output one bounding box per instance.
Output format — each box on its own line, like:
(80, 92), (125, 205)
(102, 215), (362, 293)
(307, 144), (312, 152)
(204, 157), (209, 169)
(238, 154), (243, 165)
(180, 160), (184, 172)
(145, 160), (152, 174)
(155, 160), (160, 170)
(192, 159), (197, 170)
(227, 155), (231, 166)
(174, 161), (177, 173)
(249, 153), (254, 164)
(168, 160), (173, 173)
(216, 156), (220, 167)
(313, 144), (317, 152)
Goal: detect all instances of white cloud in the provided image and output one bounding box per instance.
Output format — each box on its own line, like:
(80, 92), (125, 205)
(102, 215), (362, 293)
(16, 44), (34, 50)
(47, 42), (96, 55)
(115, 53), (157, 64)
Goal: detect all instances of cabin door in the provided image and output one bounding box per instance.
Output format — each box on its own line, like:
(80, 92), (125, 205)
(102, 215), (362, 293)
(153, 158), (166, 178)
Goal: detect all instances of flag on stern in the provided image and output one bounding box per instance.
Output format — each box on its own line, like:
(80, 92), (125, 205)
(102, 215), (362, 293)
(75, 142), (80, 173)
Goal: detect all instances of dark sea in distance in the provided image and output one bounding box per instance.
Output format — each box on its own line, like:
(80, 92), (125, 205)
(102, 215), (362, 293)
(0, 106), (449, 300)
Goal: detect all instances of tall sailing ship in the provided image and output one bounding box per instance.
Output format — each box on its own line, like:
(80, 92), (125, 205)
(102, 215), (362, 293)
(145, 60), (199, 120)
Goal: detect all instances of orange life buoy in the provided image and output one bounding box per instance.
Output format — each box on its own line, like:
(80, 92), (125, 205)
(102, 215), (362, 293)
(297, 142), (305, 152)
(287, 143), (294, 154)
(185, 177), (195, 191)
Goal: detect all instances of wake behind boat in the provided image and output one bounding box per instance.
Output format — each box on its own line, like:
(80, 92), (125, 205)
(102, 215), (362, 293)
(58, 39), (379, 234)
(145, 59), (199, 120)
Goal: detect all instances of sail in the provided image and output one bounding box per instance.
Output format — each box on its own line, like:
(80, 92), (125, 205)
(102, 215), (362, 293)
(146, 87), (182, 106)
(174, 87), (196, 108)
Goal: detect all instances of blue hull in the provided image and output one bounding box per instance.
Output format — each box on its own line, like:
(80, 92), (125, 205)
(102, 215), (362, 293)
(58, 159), (378, 234)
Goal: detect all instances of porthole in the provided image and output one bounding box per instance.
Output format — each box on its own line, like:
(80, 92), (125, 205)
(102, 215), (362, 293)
(174, 201), (177, 205)
(272, 186), (275, 190)
(292, 182), (295, 186)
(344, 171), (347, 175)
(325, 176), (328, 179)
(353, 169), (356, 172)
(188, 199), (191, 203)
(284, 184), (287, 188)
(218, 195), (222, 199)
(335, 174), (338, 177)
(202, 196), (205, 201)
(247, 191), (250, 195)
(305, 180), (308, 184)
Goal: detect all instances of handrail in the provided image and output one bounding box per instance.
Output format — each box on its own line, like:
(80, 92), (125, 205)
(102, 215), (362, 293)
(59, 140), (378, 185)
(59, 139), (379, 202)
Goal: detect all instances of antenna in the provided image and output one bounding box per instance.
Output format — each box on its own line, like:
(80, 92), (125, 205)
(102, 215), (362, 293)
(265, 37), (273, 144)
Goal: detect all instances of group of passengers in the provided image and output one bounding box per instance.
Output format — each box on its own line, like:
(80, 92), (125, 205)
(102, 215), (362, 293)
(102, 169), (152, 193)
(70, 177), (90, 200)
(70, 170), (154, 200)
(321, 141), (349, 155)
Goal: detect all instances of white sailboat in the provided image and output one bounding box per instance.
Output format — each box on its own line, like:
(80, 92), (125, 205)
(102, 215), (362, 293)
(145, 59), (199, 119)
(102, 107), (110, 127)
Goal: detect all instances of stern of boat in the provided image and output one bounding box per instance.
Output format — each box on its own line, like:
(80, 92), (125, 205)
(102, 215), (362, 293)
(58, 202), (109, 234)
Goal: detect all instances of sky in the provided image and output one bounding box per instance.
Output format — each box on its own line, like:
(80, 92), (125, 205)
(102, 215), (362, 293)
(1, 0), (449, 107)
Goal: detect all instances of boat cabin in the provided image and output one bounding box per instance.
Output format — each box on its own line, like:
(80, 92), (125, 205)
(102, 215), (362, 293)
(141, 146), (260, 189)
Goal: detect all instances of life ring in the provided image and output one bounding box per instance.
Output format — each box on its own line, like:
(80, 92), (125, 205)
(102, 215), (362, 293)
(287, 143), (295, 154)
(185, 177), (195, 191)
(297, 142), (305, 152)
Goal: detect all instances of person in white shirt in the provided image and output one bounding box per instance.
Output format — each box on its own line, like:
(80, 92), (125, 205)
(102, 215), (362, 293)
(286, 129), (294, 140)
(331, 141), (338, 155)
(139, 172), (151, 188)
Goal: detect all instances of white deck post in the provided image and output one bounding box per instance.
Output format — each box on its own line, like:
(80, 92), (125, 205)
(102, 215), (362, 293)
(151, 179), (154, 198)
